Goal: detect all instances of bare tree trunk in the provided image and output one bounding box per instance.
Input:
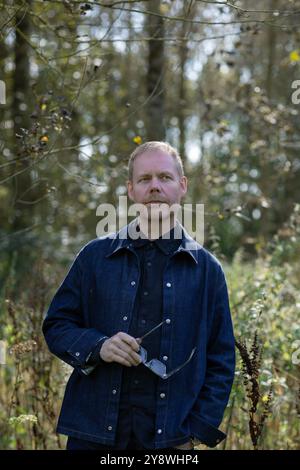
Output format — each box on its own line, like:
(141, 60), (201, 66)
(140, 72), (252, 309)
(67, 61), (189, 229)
(146, 0), (165, 140)
(12, 1), (32, 228)
(178, 38), (188, 162)
(9, 1), (34, 285)
(265, 0), (279, 99)
(13, 1), (31, 140)
(178, 0), (196, 163)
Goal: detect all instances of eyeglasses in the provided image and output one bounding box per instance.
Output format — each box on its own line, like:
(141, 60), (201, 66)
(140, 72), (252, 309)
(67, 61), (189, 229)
(136, 320), (196, 380)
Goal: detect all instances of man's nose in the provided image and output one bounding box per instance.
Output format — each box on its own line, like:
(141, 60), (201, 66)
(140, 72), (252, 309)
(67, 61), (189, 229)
(149, 177), (161, 192)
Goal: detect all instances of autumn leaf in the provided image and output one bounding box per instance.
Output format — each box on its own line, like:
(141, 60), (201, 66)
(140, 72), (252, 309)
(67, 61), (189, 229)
(159, 3), (170, 14)
(289, 50), (300, 63)
(39, 135), (49, 143)
(133, 136), (142, 145)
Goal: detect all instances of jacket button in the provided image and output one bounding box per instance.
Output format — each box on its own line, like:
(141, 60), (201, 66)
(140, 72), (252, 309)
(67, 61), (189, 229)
(157, 429), (162, 434)
(123, 316), (128, 321)
(163, 356), (168, 361)
(166, 282), (171, 287)
(160, 393), (166, 399)
(165, 318), (171, 324)
(108, 426), (113, 431)
(75, 352), (80, 356)
(130, 281), (136, 286)
(112, 389), (117, 395)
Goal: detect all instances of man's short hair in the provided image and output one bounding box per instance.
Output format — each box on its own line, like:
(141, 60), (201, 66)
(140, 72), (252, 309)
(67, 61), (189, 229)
(128, 141), (184, 181)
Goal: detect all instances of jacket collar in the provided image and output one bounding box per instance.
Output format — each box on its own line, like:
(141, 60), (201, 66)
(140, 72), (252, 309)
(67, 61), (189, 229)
(105, 218), (200, 264)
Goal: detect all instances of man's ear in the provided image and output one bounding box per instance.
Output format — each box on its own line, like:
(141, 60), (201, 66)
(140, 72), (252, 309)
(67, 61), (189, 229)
(127, 180), (134, 202)
(180, 176), (188, 196)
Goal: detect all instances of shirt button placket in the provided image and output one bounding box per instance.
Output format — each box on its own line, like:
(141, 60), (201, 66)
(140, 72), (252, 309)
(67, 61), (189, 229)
(156, 279), (172, 444)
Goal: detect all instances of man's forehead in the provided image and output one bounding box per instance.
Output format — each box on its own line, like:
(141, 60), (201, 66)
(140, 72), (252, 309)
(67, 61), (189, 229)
(134, 151), (177, 173)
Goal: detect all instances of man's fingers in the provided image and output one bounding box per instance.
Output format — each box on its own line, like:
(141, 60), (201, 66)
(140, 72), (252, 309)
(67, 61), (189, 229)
(101, 332), (143, 366)
(117, 332), (140, 351)
(112, 352), (132, 367)
(110, 344), (141, 366)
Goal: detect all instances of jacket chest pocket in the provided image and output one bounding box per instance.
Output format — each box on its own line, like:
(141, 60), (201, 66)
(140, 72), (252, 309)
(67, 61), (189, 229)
(89, 288), (132, 334)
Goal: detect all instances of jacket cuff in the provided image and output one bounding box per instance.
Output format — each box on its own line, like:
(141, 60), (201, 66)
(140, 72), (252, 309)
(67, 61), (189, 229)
(85, 336), (109, 365)
(66, 329), (108, 368)
(189, 412), (226, 448)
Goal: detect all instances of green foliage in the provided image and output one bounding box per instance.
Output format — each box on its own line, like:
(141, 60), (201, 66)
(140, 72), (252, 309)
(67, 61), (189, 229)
(220, 205), (300, 450)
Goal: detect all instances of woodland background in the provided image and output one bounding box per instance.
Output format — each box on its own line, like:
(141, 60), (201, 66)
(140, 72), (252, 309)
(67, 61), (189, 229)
(0, 0), (299, 450)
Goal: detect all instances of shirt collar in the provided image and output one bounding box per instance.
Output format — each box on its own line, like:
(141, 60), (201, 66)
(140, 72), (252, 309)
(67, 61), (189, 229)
(105, 218), (201, 264)
(129, 224), (182, 256)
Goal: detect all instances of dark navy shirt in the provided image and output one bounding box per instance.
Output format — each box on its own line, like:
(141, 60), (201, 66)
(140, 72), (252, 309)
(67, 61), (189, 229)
(88, 227), (181, 449)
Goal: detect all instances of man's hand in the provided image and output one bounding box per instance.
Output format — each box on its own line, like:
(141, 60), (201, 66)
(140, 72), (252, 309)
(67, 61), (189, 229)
(99, 332), (142, 367)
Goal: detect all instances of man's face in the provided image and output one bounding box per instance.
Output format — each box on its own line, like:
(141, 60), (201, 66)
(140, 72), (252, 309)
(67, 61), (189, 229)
(127, 150), (187, 221)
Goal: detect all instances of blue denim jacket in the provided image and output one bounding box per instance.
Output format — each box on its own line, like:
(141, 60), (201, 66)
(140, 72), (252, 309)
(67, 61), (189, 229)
(42, 220), (236, 449)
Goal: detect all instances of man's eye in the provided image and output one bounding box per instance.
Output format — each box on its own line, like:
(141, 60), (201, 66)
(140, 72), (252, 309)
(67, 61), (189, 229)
(161, 175), (171, 180)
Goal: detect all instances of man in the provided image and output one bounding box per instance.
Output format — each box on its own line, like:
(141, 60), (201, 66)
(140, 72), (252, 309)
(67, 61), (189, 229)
(42, 141), (235, 451)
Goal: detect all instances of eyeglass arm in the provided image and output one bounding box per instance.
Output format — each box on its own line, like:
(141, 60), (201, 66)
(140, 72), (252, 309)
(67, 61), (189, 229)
(164, 347), (197, 379)
(137, 319), (167, 342)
